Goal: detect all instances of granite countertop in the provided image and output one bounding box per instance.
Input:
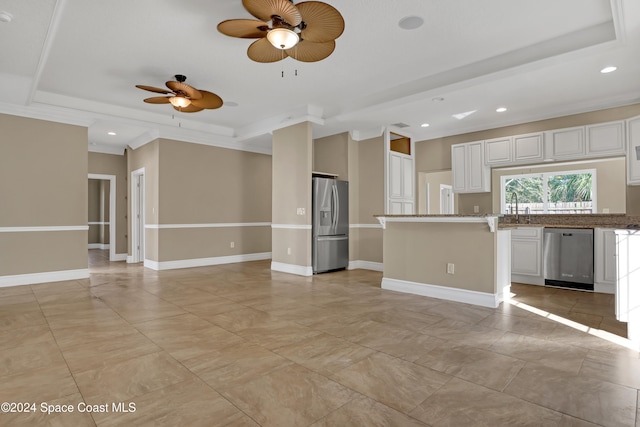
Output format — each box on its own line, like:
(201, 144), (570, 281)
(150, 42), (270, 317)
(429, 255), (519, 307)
(499, 213), (640, 229)
(373, 213), (640, 229)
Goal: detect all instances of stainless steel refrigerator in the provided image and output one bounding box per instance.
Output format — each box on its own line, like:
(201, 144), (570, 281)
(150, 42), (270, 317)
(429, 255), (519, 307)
(312, 177), (349, 273)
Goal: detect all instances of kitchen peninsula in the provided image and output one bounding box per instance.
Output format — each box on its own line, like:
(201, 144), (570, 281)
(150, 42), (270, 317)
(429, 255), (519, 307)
(375, 215), (511, 308)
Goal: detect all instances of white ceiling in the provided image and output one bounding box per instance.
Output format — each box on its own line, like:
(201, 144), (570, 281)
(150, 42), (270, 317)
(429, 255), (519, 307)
(1, 0), (639, 154)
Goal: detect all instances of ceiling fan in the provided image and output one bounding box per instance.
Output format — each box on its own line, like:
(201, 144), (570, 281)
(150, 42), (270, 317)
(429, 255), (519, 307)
(135, 75), (223, 113)
(218, 0), (344, 63)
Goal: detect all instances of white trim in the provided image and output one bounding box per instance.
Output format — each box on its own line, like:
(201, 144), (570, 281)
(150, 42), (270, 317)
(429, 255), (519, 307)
(594, 282), (615, 294)
(89, 173), (117, 262)
(144, 252), (272, 271)
(349, 224), (383, 229)
(127, 255), (135, 264)
(376, 215), (499, 232)
(271, 262), (313, 276)
(88, 243), (110, 250)
(112, 253), (127, 262)
(0, 269), (90, 288)
(145, 222), (271, 229)
(131, 168), (145, 264)
(271, 224), (312, 230)
(348, 260), (384, 271)
(381, 277), (505, 308)
(88, 222), (110, 226)
(0, 226), (88, 232)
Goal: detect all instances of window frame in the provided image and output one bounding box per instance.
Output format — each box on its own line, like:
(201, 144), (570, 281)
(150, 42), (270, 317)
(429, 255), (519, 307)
(500, 168), (597, 214)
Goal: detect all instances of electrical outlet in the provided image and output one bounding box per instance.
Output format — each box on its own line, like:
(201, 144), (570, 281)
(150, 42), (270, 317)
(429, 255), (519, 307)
(447, 263), (455, 274)
(230, 241), (234, 248)
(296, 208), (305, 215)
(287, 247), (292, 255)
(473, 206), (479, 213)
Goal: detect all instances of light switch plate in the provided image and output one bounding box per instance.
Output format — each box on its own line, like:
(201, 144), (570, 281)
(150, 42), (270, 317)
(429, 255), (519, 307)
(296, 208), (305, 215)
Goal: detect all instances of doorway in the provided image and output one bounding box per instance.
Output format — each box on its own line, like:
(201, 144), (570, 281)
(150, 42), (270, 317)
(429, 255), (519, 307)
(440, 184), (454, 214)
(130, 168), (145, 263)
(88, 174), (116, 261)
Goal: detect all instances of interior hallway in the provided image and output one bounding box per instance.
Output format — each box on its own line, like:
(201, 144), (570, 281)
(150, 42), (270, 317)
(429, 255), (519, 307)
(0, 250), (638, 426)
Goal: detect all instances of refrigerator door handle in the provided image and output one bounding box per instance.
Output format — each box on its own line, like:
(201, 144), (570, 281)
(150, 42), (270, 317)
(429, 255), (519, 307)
(331, 185), (340, 234)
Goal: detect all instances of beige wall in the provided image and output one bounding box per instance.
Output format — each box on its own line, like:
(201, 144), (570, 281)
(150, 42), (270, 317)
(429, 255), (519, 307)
(155, 139), (272, 262)
(415, 103), (640, 214)
(313, 133), (349, 179)
(418, 170), (458, 214)
(355, 135), (384, 263)
(89, 152), (127, 253)
(491, 158), (626, 214)
(127, 141), (159, 258)
(348, 134), (359, 261)
(272, 122), (313, 267)
(0, 114), (88, 277)
(383, 222), (496, 293)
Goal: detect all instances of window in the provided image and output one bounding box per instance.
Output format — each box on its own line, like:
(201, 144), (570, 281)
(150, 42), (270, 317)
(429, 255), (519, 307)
(501, 169), (596, 214)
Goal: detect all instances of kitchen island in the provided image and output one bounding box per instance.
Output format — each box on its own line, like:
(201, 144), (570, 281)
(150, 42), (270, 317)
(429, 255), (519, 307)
(375, 215), (511, 308)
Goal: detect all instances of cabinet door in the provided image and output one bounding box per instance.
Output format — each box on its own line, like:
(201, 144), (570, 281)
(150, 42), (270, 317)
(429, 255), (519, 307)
(512, 239), (541, 276)
(452, 144), (467, 192)
(595, 228), (617, 287)
(389, 154), (403, 198)
(467, 141), (486, 192)
(627, 116), (640, 185)
(485, 137), (512, 165)
(514, 133), (544, 163)
(550, 127), (585, 159)
(586, 121), (625, 156)
(402, 156), (414, 198)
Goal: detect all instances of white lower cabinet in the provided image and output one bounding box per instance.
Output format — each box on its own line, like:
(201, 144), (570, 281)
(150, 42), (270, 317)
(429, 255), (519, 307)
(511, 227), (544, 286)
(594, 228), (617, 294)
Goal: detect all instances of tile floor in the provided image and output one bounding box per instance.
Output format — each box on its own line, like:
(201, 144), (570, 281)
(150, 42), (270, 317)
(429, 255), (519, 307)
(0, 250), (638, 426)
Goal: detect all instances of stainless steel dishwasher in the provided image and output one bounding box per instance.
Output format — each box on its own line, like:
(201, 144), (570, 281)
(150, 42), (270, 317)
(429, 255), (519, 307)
(543, 228), (594, 291)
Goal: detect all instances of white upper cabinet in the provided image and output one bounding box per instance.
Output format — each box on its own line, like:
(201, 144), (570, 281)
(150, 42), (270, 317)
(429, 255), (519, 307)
(546, 126), (585, 159)
(386, 131), (415, 213)
(628, 115), (640, 185)
(513, 133), (544, 163)
(485, 137), (512, 165)
(452, 141), (490, 193)
(485, 133), (544, 166)
(586, 120), (625, 156)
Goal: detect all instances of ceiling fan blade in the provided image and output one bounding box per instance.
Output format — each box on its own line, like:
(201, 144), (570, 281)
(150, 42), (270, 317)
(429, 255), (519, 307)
(190, 90), (223, 110)
(143, 96), (172, 104)
(242, 0), (302, 26)
(248, 38), (288, 63)
(166, 81), (203, 100)
(286, 39), (335, 62)
(217, 19), (269, 38)
(136, 85), (172, 94)
(297, 1), (345, 42)
(173, 105), (205, 113)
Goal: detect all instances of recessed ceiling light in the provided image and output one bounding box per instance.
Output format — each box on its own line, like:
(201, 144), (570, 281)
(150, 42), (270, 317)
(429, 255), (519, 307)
(224, 101), (239, 107)
(496, 107), (507, 113)
(600, 66), (617, 74)
(107, 131), (117, 136)
(432, 97), (444, 102)
(0, 11), (13, 23)
(398, 16), (424, 30)
(421, 123), (430, 128)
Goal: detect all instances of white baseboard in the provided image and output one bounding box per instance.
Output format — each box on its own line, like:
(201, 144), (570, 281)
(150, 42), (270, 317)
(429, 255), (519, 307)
(88, 243), (110, 250)
(382, 277), (503, 308)
(511, 274), (545, 286)
(111, 253), (127, 262)
(144, 252), (272, 271)
(0, 269), (90, 288)
(594, 282), (615, 294)
(348, 260), (383, 272)
(271, 262), (313, 277)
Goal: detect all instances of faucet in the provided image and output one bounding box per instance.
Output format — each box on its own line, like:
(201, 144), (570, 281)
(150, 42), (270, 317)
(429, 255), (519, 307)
(510, 192), (519, 224)
(525, 206), (531, 224)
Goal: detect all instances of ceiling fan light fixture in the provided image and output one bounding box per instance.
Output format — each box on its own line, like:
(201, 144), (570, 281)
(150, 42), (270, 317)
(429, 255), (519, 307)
(169, 96), (191, 108)
(267, 27), (299, 50)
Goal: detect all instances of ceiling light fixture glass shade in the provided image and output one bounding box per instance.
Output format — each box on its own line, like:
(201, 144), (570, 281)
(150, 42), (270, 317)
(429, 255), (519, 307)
(169, 96), (191, 108)
(267, 28), (299, 50)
